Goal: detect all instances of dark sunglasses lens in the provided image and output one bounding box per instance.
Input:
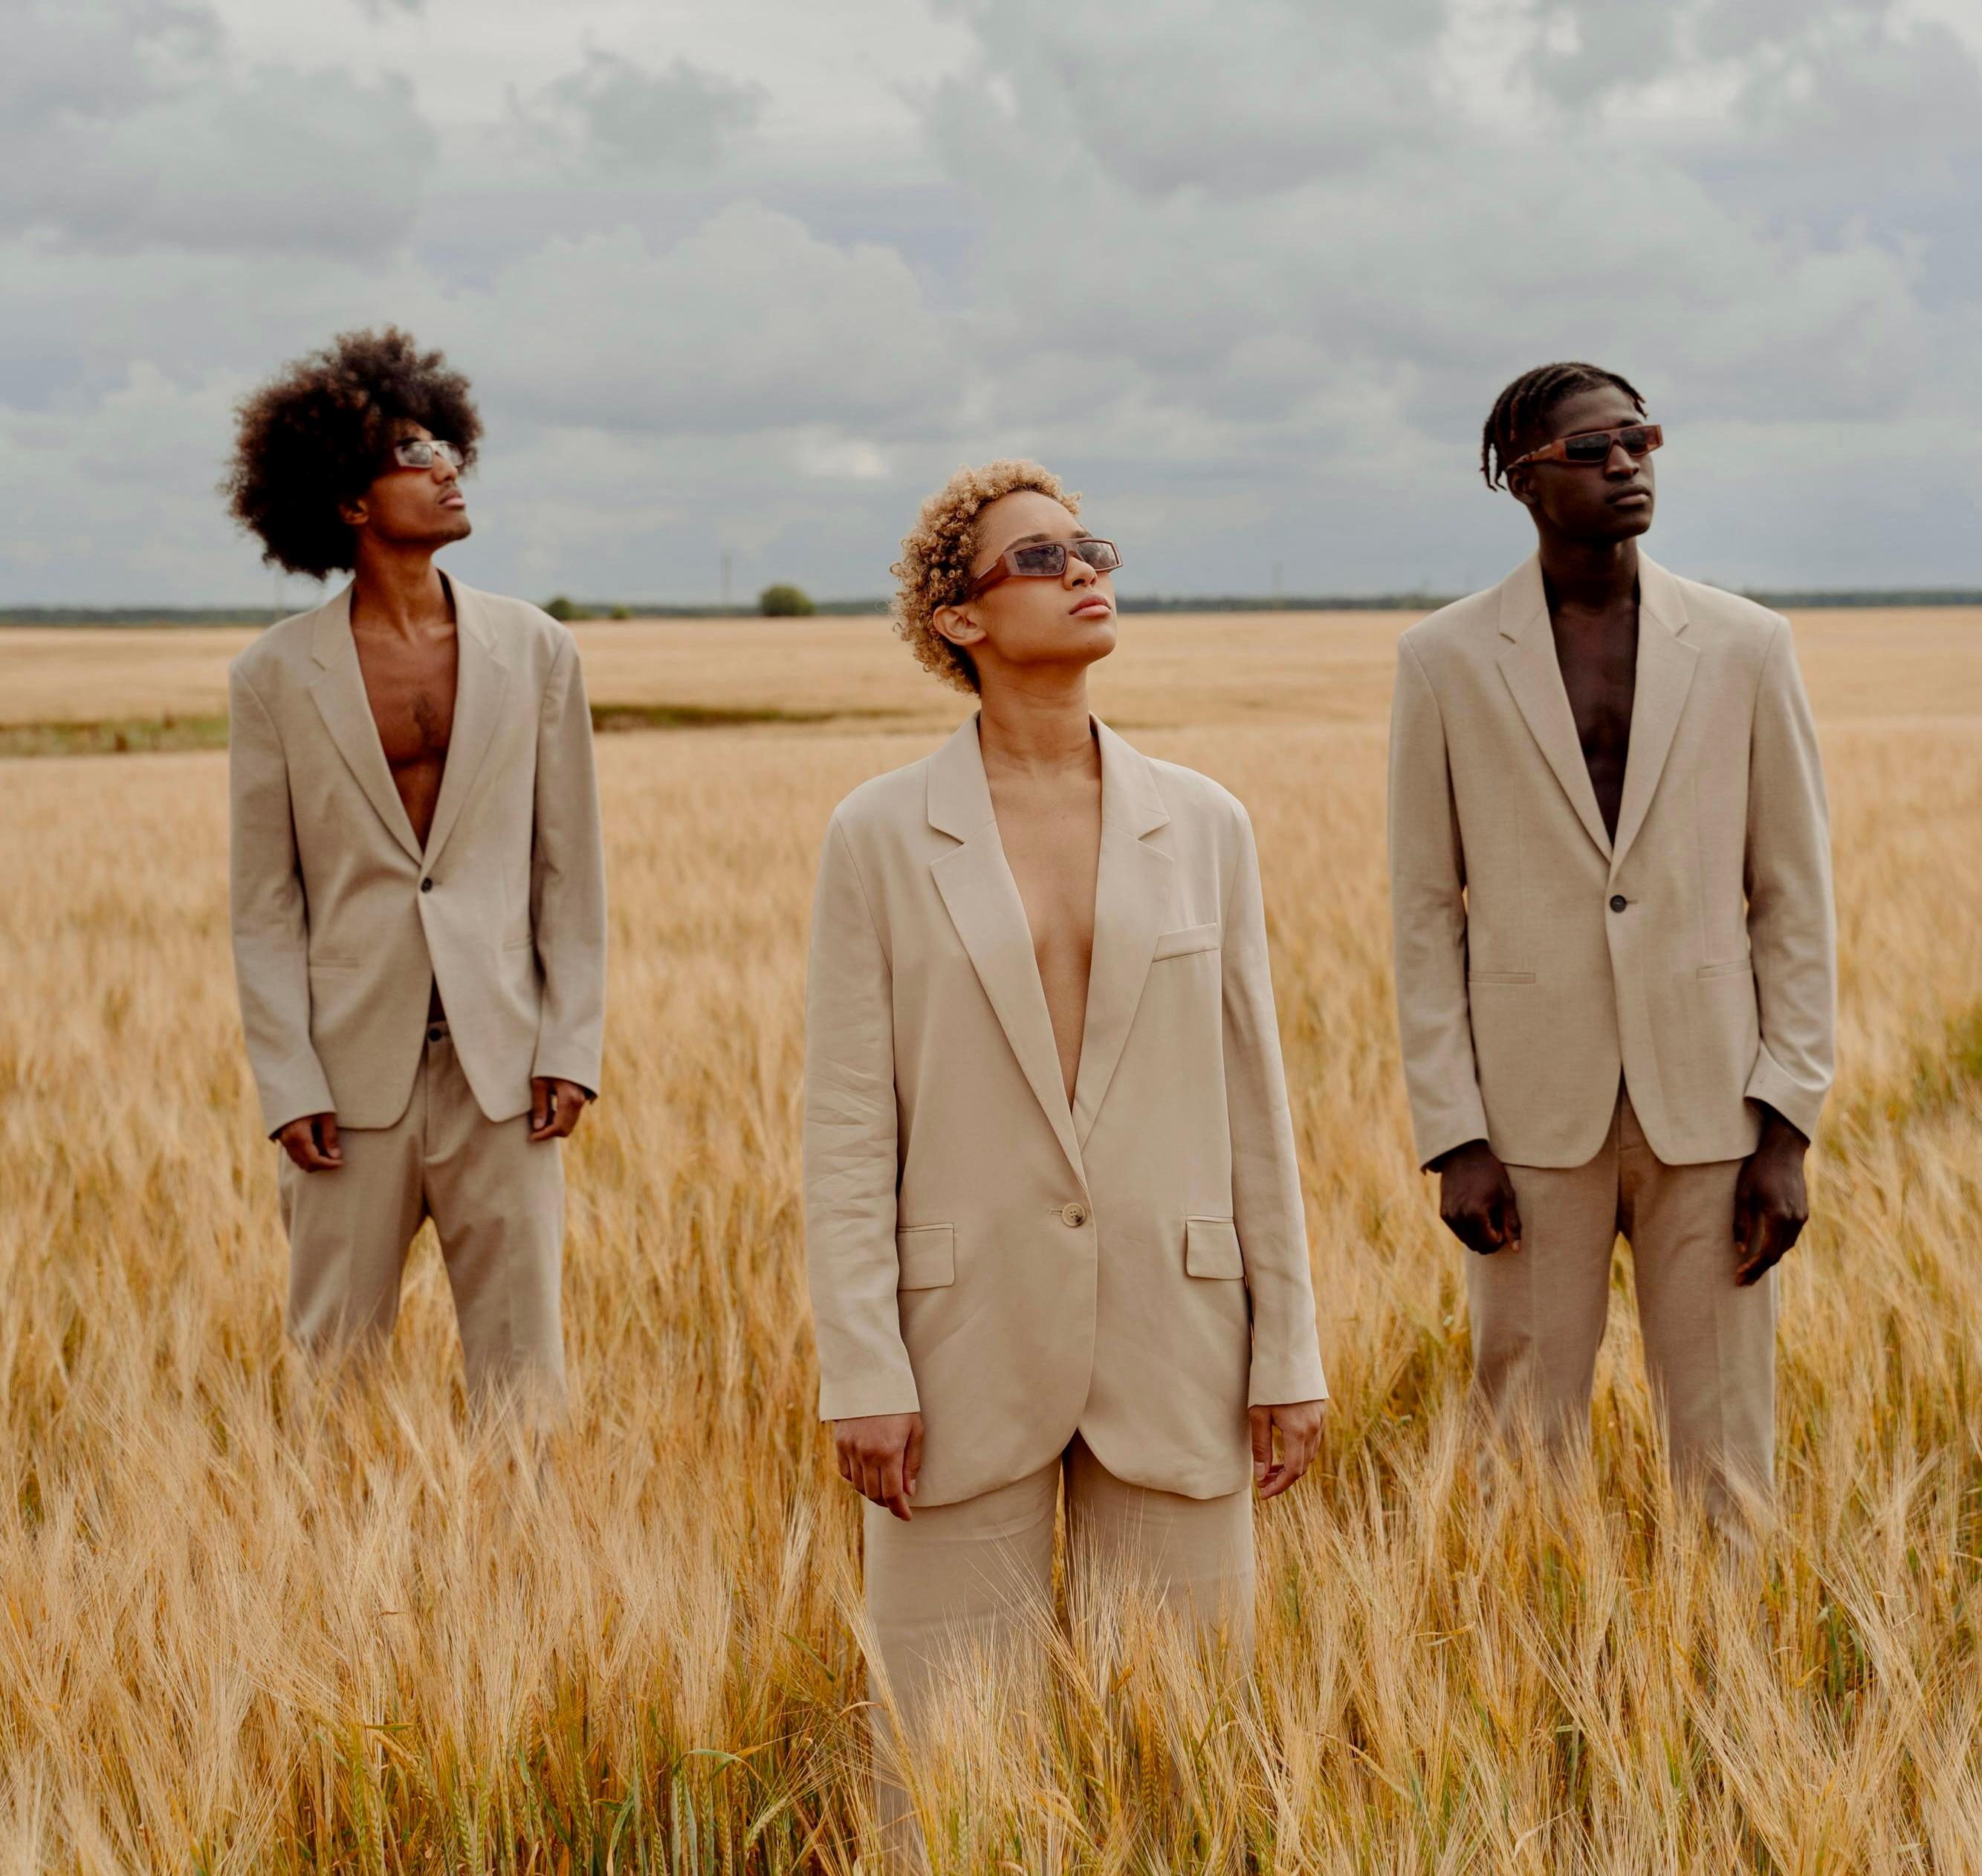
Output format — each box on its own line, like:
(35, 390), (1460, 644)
(1562, 432), (1613, 462)
(1619, 426), (1654, 455)
(1008, 543), (1068, 577)
(1075, 539), (1121, 572)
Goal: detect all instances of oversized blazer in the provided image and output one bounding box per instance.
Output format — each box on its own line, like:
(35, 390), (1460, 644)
(228, 579), (606, 1137)
(803, 715), (1328, 1510)
(1388, 553), (1835, 1172)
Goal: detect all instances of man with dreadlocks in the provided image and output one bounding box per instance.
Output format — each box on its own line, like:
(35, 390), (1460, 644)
(1386, 362), (1835, 1524)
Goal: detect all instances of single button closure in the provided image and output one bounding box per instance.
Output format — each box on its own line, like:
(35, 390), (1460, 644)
(1060, 1201), (1089, 1228)
(427, 1026), (443, 1043)
(1610, 894), (1628, 913)
(421, 877), (434, 893)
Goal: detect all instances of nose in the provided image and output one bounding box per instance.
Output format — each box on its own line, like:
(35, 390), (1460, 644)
(1064, 547), (1096, 588)
(433, 453), (459, 485)
(1604, 440), (1638, 477)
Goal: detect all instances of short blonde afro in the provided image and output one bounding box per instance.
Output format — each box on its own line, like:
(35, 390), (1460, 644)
(890, 458), (1080, 692)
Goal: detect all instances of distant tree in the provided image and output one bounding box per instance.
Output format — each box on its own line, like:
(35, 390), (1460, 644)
(760, 582), (815, 617)
(543, 595), (578, 622)
(609, 604), (632, 620)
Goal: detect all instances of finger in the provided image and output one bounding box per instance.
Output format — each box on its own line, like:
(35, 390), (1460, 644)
(835, 1443), (852, 1484)
(1465, 1212), (1498, 1257)
(282, 1134), (310, 1170)
(558, 1087), (583, 1137)
(1257, 1461), (1293, 1500)
(320, 1115), (342, 1164)
(1503, 1191), (1523, 1254)
(530, 1077), (550, 1134)
(904, 1420), (924, 1499)
(1249, 1406), (1273, 1481)
(880, 1453), (911, 1522)
(1735, 1210), (1774, 1287)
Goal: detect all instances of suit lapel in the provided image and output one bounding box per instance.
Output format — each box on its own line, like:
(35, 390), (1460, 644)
(927, 718), (1087, 1185)
(1071, 724), (1173, 1146)
(1495, 556), (1613, 862)
(305, 586), (423, 863)
(1609, 556), (1697, 874)
(420, 580), (510, 873)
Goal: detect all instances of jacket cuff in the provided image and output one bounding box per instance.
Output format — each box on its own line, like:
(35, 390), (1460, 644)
(260, 1074), (336, 1140)
(531, 1051), (603, 1097)
(817, 1375), (922, 1423)
(1246, 1346), (1330, 1409)
(1412, 1094), (1491, 1173)
(1744, 1048), (1826, 1144)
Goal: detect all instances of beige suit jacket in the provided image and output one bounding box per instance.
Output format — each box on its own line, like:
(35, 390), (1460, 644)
(228, 580), (607, 1137)
(803, 716), (1328, 1509)
(1388, 554), (1835, 1172)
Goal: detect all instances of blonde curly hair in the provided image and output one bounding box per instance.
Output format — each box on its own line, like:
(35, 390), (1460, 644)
(890, 459), (1080, 693)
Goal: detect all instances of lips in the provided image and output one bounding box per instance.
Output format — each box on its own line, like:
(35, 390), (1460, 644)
(439, 493), (467, 509)
(1070, 597), (1113, 617)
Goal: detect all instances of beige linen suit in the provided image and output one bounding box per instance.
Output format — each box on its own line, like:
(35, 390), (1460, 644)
(229, 579), (606, 1395)
(1388, 554), (1835, 1504)
(804, 716), (1326, 1823)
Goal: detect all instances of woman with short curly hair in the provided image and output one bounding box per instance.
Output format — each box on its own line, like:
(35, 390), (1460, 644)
(803, 461), (1329, 1854)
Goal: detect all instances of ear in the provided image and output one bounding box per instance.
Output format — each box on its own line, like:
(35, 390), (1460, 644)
(1503, 466), (1540, 513)
(339, 497), (369, 529)
(932, 603), (985, 652)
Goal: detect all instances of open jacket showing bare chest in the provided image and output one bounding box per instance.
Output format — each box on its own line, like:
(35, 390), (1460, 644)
(803, 717), (1328, 1510)
(227, 582), (607, 1137)
(1387, 554), (1836, 1171)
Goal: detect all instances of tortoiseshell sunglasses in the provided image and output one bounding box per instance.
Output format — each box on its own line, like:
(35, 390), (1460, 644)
(1507, 423), (1662, 470)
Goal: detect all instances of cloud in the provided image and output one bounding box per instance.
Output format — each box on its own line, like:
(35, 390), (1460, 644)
(1, 0), (435, 258)
(516, 51), (766, 175)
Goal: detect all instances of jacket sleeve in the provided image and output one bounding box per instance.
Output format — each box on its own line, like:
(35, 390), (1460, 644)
(1387, 636), (1489, 1168)
(1742, 618), (1836, 1140)
(1222, 802), (1329, 1406)
(803, 813), (919, 1421)
(528, 633), (609, 1094)
(228, 665), (334, 1136)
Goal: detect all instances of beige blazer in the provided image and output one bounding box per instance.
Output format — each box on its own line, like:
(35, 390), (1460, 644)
(228, 580), (606, 1137)
(803, 716), (1327, 1509)
(1388, 554), (1835, 1172)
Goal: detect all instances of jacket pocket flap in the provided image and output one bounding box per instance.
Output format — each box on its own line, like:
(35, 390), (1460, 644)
(1153, 922), (1220, 961)
(896, 1224), (956, 1291)
(1697, 959), (1754, 979)
(1185, 1215), (1246, 1279)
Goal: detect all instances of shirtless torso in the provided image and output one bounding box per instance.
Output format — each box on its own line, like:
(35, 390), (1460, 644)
(984, 732), (1104, 1108)
(352, 574), (459, 1018)
(1548, 585), (1639, 842)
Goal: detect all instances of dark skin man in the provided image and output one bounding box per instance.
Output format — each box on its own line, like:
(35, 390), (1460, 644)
(1432, 383), (1810, 1288)
(276, 423), (589, 1175)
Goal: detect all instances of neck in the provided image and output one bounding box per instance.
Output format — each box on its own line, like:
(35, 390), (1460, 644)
(974, 667), (1097, 773)
(1536, 530), (1639, 614)
(351, 539), (453, 638)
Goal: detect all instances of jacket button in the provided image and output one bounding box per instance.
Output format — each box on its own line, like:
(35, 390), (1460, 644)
(1609, 894), (1628, 912)
(1060, 1201), (1089, 1228)
(427, 1027), (442, 1043)
(421, 877), (434, 892)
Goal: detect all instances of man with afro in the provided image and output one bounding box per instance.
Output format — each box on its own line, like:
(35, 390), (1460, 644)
(1387, 362), (1835, 1526)
(223, 328), (606, 1409)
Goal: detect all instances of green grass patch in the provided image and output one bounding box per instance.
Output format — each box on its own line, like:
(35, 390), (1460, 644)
(0, 703), (913, 758)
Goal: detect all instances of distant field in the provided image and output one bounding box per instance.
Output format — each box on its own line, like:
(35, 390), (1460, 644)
(2, 606), (1979, 741)
(3, 611), (1981, 1866)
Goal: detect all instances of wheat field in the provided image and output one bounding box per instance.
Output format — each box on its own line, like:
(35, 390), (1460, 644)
(2, 608), (1981, 1872)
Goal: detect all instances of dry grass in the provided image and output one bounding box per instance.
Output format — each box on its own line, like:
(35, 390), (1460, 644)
(2, 612), (1981, 1870)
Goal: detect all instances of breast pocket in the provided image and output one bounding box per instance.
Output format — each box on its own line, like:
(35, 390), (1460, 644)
(896, 1224), (956, 1291)
(1153, 922), (1220, 961)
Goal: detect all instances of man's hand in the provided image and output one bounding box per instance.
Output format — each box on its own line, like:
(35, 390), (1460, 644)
(1434, 1138), (1523, 1256)
(1734, 1108), (1810, 1286)
(277, 1112), (343, 1172)
(1250, 1399), (1326, 1500)
(529, 1077), (590, 1143)
(834, 1412), (924, 1522)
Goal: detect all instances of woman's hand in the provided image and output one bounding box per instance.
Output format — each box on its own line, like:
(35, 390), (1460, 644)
(1250, 1399), (1326, 1500)
(834, 1412), (925, 1521)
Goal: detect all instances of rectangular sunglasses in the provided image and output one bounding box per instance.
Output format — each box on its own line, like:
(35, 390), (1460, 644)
(968, 536), (1122, 598)
(1509, 423), (1662, 469)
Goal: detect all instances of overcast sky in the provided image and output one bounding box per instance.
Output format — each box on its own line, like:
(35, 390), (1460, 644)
(4, 0), (1980, 606)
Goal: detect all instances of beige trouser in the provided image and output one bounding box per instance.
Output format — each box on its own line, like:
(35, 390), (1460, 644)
(863, 1433), (1252, 1863)
(1468, 1087), (1776, 1519)
(278, 1020), (566, 1404)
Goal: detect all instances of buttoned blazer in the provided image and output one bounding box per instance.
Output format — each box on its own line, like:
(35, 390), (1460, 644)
(1388, 554), (1835, 1172)
(227, 580), (606, 1137)
(803, 715), (1328, 1510)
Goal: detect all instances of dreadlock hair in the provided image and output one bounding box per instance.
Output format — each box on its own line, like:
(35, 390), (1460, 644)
(1480, 361), (1646, 490)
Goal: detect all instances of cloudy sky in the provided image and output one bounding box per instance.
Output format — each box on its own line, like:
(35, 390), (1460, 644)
(4, 0), (1980, 606)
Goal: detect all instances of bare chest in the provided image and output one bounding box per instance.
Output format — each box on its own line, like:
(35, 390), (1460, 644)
(1551, 610), (1639, 828)
(353, 634), (459, 772)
